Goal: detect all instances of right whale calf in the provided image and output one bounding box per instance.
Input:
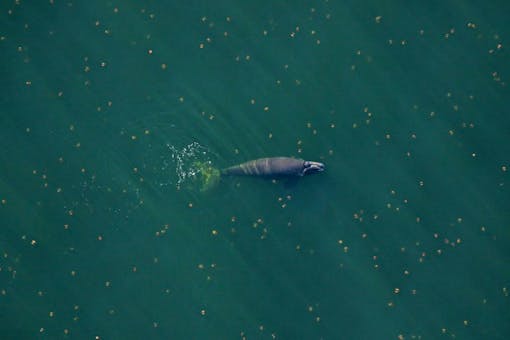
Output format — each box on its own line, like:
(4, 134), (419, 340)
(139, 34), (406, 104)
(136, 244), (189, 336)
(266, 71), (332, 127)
(221, 157), (325, 177)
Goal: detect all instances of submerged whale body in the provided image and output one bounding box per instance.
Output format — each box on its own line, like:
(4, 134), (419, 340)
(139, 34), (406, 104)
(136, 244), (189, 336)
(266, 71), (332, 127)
(221, 157), (325, 177)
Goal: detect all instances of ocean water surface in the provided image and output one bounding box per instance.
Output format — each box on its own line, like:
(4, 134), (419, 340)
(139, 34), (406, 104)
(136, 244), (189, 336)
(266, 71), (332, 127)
(1, 1), (509, 339)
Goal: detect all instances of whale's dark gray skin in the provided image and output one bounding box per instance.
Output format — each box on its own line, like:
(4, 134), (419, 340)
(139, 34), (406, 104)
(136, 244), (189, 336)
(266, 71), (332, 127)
(221, 157), (325, 177)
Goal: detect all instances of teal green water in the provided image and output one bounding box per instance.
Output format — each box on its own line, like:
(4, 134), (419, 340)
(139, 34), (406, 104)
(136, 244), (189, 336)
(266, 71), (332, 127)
(1, 1), (509, 339)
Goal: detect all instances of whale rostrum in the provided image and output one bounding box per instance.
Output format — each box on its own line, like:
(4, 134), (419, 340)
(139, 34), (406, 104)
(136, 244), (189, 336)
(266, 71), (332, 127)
(221, 157), (325, 177)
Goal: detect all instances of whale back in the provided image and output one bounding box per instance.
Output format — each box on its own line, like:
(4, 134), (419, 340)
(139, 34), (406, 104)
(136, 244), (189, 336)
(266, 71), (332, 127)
(221, 157), (305, 177)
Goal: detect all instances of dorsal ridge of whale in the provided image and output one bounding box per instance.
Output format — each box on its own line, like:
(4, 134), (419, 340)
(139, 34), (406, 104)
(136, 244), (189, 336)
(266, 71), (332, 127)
(221, 157), (324, 177)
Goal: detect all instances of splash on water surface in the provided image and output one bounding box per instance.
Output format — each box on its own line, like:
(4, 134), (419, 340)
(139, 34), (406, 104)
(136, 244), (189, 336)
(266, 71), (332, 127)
(165, 142), (220, 191)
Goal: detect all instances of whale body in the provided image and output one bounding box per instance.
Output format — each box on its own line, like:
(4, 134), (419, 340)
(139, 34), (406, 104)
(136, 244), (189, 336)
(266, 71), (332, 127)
(221, 157), (325, 177)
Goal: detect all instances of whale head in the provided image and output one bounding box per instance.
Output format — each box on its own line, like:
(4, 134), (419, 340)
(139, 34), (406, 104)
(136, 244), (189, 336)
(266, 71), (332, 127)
(301, 160), (325, 176)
